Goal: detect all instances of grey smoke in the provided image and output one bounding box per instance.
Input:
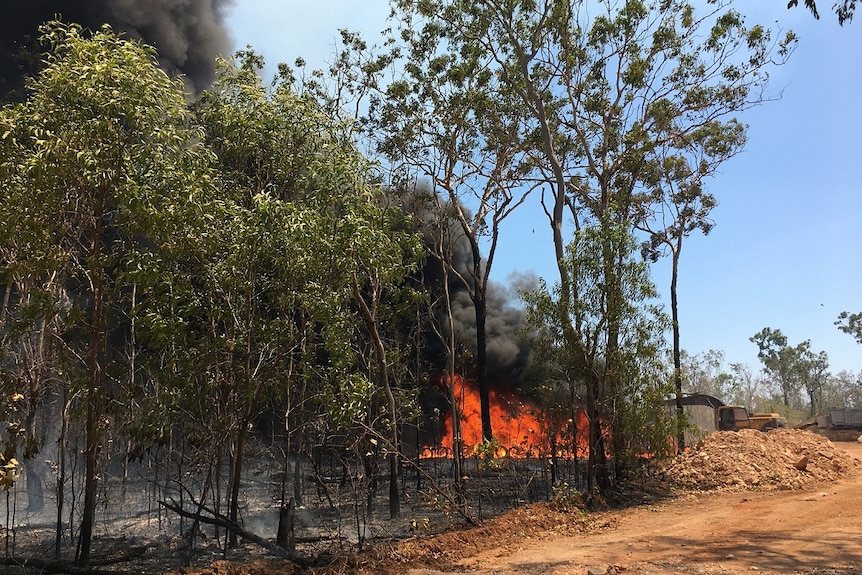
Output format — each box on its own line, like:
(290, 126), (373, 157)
(0, 0), (234, 97)
(404, 185), (534, 385)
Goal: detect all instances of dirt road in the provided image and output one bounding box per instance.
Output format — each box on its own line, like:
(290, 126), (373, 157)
(406, 441), (862, 575)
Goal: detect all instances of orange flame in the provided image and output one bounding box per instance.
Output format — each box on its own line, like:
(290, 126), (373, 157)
(430, 374), (591, 458)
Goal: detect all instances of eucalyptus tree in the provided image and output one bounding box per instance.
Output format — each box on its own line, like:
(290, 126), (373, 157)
(194, 52), (425, 526)
(194, 53), (344, 541)
(0, 22), (215, 566)
(345, 193), (425, 519)
(836, 311), (862, 344)
(366, 19), (539, 443)
(634, 122), (745, 449)
(795, 342), (829, 417)
(750, 327), (829, 415)
(521, 224), (672, 490)
(393, 0), (794, 489)
(750, 328), (800, 407)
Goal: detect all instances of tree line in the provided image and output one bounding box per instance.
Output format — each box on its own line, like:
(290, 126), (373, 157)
(680, 323), (861, 420)
(0, 1), (855, 568)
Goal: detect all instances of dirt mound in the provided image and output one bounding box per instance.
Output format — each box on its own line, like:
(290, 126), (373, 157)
(362, 501), (614, 573)
(662, 428), (859, 491)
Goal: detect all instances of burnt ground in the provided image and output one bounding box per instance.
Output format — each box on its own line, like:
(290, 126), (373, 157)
(396, 435), (862, 575)
(2, 429), (860, 575)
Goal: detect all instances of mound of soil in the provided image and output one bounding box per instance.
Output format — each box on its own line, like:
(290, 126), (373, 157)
(660, 428), (859, 491)
(362, 500), (616, 572)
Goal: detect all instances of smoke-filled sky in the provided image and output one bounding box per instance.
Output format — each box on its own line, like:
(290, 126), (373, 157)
(227, 1), (862, 376)
(0, 0), (234, 95)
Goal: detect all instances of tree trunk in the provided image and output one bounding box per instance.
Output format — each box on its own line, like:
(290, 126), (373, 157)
(388, 453), (400, 519)
(77, 382), (99, 567)
(671, 248), (685, 452)
(228, 418), (250, 548)
(55, 390), (69, 559)
(473, 287), (492, 442)
(447, 374), (463, 500)
(275, 497), (295, 556)
(78, 217), (106, 568)
(351, 275), (400, 518)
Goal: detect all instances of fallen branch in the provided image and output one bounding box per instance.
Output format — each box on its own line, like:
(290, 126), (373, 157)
(1, 545), (145, 575)
(159, 499), (290, 559)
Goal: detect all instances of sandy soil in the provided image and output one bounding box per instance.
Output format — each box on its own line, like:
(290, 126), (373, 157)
(403, 441), (862, 575)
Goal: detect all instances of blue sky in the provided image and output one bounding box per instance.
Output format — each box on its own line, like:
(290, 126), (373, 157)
(226, 1), (861, 376)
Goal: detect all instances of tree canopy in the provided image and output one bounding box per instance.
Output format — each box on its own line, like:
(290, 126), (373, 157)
(788, 0), (856, 25)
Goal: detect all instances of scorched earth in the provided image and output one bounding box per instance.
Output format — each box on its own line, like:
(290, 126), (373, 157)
(175, 429), (862, 575)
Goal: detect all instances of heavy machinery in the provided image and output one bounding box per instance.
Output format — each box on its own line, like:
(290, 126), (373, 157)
(799, 407), (862, 441)
(716, 406), (787, 432)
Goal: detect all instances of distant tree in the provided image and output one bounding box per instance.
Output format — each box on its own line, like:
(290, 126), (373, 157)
(821, 370), (862, 408)
(728, 362), (764, 409)
(835, 311), (862, 344)
(788, 0), (856, 25)
(751, 328), (800, 407)
(794, 342), (830, 416)
(750, 327), (830, 415)
(680, 349), (733, 399)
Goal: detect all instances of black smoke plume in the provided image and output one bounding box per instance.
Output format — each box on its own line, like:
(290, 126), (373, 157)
(405, 186), (536, 389)
(0, 0), (234, 99)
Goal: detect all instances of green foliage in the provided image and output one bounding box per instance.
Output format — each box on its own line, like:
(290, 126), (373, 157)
(750, 327), (830, 415)
(835, 311), (862, 345)
(0, 21), (220, 563)
(185, 51), (426, 462)
(522, 223), (673, 473)
(0, 19), (215, 429)
(550, 481), (585, 511)
(788, 0), (856, 25)
(388, 1), (795, 477)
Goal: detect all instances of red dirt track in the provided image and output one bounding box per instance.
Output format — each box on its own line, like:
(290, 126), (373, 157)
(403, 440), (862, 575)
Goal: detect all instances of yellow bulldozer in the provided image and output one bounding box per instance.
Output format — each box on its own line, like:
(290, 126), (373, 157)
(716, 406), (787, 432)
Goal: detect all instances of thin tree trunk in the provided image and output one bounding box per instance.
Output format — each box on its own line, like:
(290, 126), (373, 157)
(351, 275), (400, 519)
(473, 286), (492, 442)
(440, 262), (463, 501)
(671, 248), (684, 452)
(78, 211), (106, 568)
(55, 390), (68, 559)
(228, 417), (250, 548)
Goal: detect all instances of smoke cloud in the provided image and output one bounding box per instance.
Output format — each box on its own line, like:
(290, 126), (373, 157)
(405, 186), (535, 387)
(0, 0), (234, 98)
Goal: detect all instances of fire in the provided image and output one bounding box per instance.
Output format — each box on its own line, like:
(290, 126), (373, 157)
(431, 374), (591, 458)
